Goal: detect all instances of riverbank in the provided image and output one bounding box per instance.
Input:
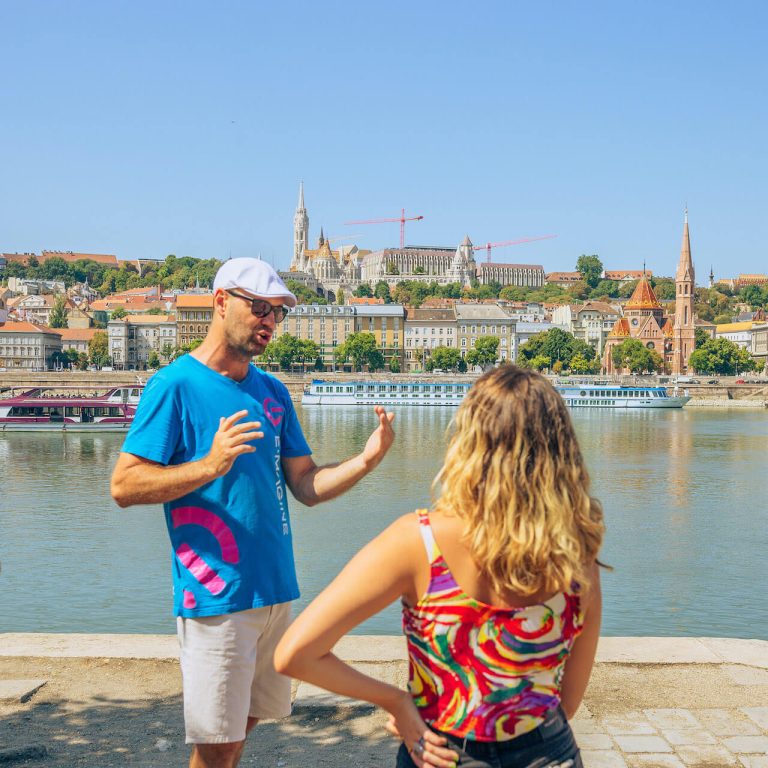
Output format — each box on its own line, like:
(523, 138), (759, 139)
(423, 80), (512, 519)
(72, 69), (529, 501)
(1, 634), (766, 767)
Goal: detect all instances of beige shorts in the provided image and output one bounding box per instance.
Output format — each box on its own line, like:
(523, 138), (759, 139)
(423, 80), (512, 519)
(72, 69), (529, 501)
(177, 602), (293, 744)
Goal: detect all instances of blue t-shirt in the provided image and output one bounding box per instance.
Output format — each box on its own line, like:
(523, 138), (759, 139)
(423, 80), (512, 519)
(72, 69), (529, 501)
(121, 355), (311, 617)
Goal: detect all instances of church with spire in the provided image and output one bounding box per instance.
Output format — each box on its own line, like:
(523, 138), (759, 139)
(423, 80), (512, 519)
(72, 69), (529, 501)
(603, 211), (697, 375)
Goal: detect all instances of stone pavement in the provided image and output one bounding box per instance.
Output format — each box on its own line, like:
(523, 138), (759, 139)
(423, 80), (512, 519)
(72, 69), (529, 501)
(0, 634), (766, 767)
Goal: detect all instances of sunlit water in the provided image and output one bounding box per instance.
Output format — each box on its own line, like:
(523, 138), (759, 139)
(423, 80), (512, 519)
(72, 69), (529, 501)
(1, 406), (766, 638)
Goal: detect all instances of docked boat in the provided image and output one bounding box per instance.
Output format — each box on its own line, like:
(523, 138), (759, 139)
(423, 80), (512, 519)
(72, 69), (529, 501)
(0, 386), (142, 431)
(555, 383), (690, 409)
(302, 379), (472, 406)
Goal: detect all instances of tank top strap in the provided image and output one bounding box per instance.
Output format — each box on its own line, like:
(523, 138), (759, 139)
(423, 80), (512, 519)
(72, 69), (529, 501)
(415, 509), (441, 566)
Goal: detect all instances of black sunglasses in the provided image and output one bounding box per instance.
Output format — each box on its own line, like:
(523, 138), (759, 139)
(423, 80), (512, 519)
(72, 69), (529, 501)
(226, 291), (291, 322)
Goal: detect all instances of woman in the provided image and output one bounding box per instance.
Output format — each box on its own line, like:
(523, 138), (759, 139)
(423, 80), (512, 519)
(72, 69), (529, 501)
(275, 366), (605, 768)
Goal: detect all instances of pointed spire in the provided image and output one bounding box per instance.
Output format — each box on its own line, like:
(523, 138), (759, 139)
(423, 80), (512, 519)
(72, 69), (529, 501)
(298, 181), (305, 209)
(676, 208), (693, 281)
(319, 226), (325, 245)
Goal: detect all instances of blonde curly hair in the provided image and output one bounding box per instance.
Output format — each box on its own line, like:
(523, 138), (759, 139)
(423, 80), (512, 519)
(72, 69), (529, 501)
(434, 365), (605, 597)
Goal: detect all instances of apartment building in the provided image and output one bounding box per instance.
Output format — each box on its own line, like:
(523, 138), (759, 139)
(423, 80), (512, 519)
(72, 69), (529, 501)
(0, 321), (63, 370)
(176, 294), (214, 347)
(353, 304), (405, 370)
(275, 304), (356, 368)
(404, 307), (456, 372)
(108, 314), (177, 370)
(455, 304), (516, 362)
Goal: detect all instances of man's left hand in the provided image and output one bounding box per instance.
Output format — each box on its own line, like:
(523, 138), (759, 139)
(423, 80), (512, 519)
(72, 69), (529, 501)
(362, 405), (395, 469)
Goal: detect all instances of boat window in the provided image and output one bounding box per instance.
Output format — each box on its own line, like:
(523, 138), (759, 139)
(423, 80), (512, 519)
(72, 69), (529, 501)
(131, 389), (140, 398)
(580, 391), (586, 397)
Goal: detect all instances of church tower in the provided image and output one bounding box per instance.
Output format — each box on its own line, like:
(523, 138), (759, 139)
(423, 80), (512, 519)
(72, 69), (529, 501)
(671, 210), (696, 375)
(292, 182), (309, 270)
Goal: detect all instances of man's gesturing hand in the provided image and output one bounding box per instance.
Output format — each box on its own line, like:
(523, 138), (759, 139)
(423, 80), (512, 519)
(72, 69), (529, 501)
(204, 410), (264, 478)
(361, 405), (395, 469)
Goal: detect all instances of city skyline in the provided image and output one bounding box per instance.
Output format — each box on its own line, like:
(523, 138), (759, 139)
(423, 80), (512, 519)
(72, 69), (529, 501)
(2, 2), (766, 277)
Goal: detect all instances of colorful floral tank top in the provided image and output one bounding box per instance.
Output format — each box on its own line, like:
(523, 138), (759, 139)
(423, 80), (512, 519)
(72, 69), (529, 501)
(402, 510), (584, 742)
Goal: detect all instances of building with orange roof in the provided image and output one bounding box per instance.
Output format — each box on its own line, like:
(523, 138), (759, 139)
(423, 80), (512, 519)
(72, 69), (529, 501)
(107, 314), (177, 370)
(348, 297), (385, 305)
(0, 321), (63, 370)
(176, 293), (214, 348)
(603, 213), (696, 374)
(545, 271), (582, 286)
(8, 293), (75, 326)
(58, 327), (99, 356)
(603, 269), (653, 284)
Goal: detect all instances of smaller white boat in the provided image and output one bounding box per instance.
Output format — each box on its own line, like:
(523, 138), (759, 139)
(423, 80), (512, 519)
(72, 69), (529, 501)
(555, 383), (690, 409)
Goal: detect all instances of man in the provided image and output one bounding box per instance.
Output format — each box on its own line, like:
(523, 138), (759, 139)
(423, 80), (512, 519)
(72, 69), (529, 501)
(111, 258), (395, 768)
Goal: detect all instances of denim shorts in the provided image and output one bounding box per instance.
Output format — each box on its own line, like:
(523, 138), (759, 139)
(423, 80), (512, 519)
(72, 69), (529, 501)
(395, 707), (582, 768)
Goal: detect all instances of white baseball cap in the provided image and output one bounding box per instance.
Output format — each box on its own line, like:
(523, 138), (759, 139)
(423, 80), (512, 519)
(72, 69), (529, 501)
(213, 258), (297, 308)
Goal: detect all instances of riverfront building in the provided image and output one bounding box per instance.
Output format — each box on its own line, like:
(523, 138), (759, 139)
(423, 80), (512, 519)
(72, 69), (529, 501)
(175, 294), (213, 348)
(108, 314), (177, 370)
(0, 321), (63, 370)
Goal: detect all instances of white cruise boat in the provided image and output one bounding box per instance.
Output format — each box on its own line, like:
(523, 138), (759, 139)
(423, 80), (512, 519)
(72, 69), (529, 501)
(302, 379), (472, 406)
(555, 383), (690, 409)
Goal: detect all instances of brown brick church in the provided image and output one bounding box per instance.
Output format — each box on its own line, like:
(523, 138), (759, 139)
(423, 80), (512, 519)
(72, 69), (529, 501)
(603, 212), (696, 375)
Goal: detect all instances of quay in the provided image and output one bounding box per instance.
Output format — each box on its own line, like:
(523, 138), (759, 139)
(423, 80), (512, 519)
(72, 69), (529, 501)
(0, 634), (766, 767)
(2, 370), (767, 407)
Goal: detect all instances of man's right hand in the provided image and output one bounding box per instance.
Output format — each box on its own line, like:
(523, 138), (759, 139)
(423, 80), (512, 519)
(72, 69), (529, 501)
(203, 410), (264, 478)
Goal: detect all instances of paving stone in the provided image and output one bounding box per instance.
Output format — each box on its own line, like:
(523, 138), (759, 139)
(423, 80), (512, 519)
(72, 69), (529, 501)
(613, 735), (673, 753)
(742, 707), (768, 730)
(739, 757), (768, 767)
(625, 755), (685, 767)
(601, 713), (656, 735)
(723, 735), (768, 753)
(675, 744), (739, 766)
(581, 751), (628, 768)
(695, 709), (762, 736)
(725, 665), (768, 686)
(573, 717), (609, 734)
(644, 708), (702, 730)
(577, 733), (615, 750)
(660, 728), (717, 746)
(0, 679), (47, 703)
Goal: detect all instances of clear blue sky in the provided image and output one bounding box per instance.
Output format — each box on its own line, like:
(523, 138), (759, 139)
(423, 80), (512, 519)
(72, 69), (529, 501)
(2, 1), (766, 279)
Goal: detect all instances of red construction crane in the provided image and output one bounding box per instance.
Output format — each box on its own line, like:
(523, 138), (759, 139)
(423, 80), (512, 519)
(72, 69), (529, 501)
(474, 234), (557, 264)
(344, 208), (424, 249)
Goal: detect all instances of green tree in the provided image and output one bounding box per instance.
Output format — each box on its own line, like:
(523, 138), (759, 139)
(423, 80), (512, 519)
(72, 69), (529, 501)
(160, 342), (175, 363)
(688, 337), (758, 375)
(567, 280), (590, 301)
(336, 288), (345, 305)
(40, 256), (73, 284)
(110, 306), (128, 319)
(576, 255), (603, 288)
(611, 338), (663, 374)
(713, 313), (733, 325)
(569, 352), (597, 374)
(385, 262), (400, 275)
(541, 328), (573, 365)
(261, 334), (302, 370)
(48, 295), (69, 328)
(286, 280), (328, 305)
(88, 331), (111, 368)
(389, 356), (401, 373)
(353, 283), (373, 298)
(374, 281), (392, 303)
(589, 279), (619, 299)
(146, 307), (166, 315)
(147, 350), (160, 369)
(652, 279), (676, 300)
(334, 332), (384, 371)
(425, 346), (463, 371)
(694, 328), (711, 348)
(465, 336), (499, 369)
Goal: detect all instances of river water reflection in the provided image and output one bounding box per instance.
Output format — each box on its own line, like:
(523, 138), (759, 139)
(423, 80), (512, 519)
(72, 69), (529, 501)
(0, 406), (765, 637)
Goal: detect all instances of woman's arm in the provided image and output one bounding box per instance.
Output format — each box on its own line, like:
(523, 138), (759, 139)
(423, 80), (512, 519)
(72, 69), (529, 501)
(560, 562), (602, 719)
(274, 513), (458, 768)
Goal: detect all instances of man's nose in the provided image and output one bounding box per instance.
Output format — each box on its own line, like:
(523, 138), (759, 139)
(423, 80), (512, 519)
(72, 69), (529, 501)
(260, 310), (277, 328)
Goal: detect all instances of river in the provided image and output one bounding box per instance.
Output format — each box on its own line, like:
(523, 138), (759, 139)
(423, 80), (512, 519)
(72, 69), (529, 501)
(0, 406), (765, 638)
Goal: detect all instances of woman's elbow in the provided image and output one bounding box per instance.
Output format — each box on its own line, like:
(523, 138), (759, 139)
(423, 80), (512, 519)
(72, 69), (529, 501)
(273, 639), (301, 677)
